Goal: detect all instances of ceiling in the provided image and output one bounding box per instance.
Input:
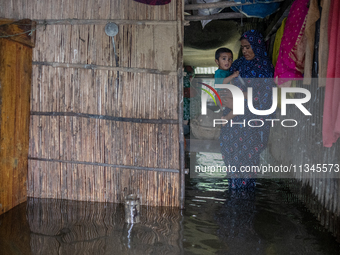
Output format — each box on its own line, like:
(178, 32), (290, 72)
(184, 20), (241, 67)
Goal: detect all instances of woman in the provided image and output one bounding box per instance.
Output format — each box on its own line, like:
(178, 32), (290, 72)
(220, 30), (276, 189)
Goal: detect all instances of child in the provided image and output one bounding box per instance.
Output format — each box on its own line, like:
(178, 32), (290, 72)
(214, 48), (239, 87)
(214, 48), (239, 121)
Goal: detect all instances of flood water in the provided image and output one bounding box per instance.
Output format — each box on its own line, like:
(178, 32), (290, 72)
(1, 169), (340, 254)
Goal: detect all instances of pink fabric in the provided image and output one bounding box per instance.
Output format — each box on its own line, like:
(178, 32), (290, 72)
(322, 0), (340, 147)
(274, 0), (309, 86)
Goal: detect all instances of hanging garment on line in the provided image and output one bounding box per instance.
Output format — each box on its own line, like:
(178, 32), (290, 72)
(274, 0), (309, 86)
(322, 0), (340, 147)
(303, 0), (320, 85)
(318, 0), (331, 87)
(272, 17), (287, 67)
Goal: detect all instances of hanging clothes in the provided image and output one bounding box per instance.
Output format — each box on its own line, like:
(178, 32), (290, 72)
(274, 0), (309, 86)
(272, 17), (287, 67)
(318, 0), (331, 87)
(133, 0), (171, 5)
(322, 0), (340, 147)
(231, 2), (281, 18)
(303, 0), (320, 85)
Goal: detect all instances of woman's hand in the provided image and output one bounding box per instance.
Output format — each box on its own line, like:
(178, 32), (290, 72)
(221, 115), (228, 126)
(220, 89), (233, 108)
(224, 97), (233, 109)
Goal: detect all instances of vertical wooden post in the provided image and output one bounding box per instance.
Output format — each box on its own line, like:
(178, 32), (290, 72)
(177, 0), (185, 209)
(0, 19), (35, 215)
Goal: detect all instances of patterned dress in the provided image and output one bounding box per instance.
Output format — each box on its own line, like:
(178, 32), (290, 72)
(220, 30), (276, 189)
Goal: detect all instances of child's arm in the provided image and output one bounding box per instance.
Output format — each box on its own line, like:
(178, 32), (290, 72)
(222, 71), (239, 84)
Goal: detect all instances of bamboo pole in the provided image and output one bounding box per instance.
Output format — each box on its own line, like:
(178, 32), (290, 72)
(185, 12), (246, 21)
(31, 111), (179, 124)
(33, 61), (177, 75)
(28, 157), (180, 173)
(177, 0), (185, 210)
(35, 19), (178, 26)
(184, 0), (284, 10)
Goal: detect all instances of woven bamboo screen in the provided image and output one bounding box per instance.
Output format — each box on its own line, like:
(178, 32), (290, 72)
(0, 0), (184, 207)
(270, 81), (340, 241)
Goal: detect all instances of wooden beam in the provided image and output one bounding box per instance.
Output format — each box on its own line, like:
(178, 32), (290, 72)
(30, 111), (179, 124)
(36, 19), (177, 26)
(33, 61), (177, 75)
(185, 12), (246, 21)
(28, 158), (180, 173)
(0, 22), (33, 214)
(184, 0), (284, 11)
(177, 0), (186, 209)
(185, 1), (251, 10)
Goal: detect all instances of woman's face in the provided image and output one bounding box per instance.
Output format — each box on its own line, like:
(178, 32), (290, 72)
(241, 39), (255, 61)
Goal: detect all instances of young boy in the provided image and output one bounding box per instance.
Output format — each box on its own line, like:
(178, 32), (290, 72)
(214, 48), (239, 121)
(214, 48), (239, 86)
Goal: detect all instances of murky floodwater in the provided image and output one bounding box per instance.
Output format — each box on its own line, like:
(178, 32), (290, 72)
(1, 157), (340, 254)
(184, 178), (340, 255)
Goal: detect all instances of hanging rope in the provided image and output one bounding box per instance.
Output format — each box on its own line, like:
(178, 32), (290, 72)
(0, 20), (44, 38)
(0, 28), (36, 38)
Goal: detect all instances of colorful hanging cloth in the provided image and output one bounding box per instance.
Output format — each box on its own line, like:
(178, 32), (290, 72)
(272, 17), (287, 67)
(274, 0), (309, 86)
(303, 0), (320, 85)
(318, 0), (331, 87)
(322, 0), (340, 147)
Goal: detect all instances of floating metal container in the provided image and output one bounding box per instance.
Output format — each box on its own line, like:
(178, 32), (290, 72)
(124, 194), (140, 224)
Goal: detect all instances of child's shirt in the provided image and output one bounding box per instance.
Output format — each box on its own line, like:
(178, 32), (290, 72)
(214, 69), (231, 92)
(214, 69), (232, 115)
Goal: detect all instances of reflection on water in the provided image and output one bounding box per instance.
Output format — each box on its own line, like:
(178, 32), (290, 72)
(215, 188), (259, 254)
(1, 179), (340, 254)
(27, 199), (182, 255)
(185, 178), (340, 255)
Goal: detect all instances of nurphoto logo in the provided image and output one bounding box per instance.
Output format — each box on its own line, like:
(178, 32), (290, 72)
(200, 83), (312, 128)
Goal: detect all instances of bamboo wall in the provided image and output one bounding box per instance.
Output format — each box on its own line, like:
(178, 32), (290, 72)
(0, 0), (184, 207)
(270, 81), (340, 241)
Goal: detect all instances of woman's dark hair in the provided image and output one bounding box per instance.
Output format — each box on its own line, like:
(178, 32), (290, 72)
(215, 48), (233, 60)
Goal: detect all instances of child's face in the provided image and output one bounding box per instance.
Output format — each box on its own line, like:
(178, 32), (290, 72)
(215, 52), (233, 71)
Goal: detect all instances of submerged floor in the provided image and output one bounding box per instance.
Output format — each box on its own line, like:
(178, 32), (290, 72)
(1, 176), (340, 254)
